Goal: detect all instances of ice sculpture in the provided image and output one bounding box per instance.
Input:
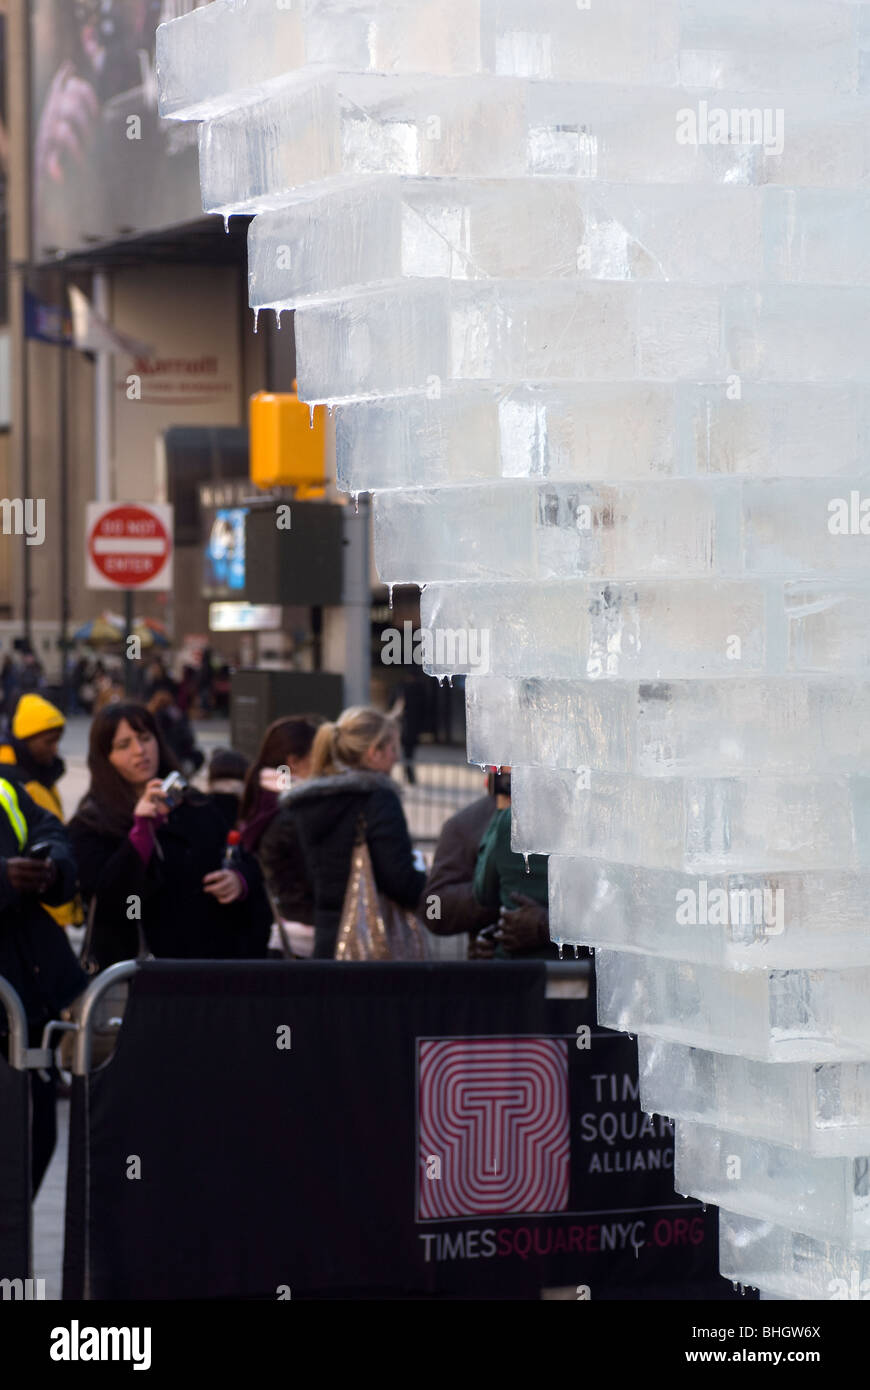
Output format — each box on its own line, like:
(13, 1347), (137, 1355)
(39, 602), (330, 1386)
(158, 0), (870, 1300)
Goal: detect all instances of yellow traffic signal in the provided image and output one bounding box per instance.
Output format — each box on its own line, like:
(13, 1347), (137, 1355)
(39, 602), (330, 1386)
(249, 388), (327, 497)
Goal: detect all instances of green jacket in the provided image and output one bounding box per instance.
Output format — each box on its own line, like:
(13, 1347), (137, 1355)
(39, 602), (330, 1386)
(472, 807), (552, 960)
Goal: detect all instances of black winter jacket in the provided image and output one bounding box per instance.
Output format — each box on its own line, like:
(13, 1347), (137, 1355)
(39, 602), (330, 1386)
(69, 795), (271, 970)
(0, 780), (86, 1024)
(271, 771), (426, 958)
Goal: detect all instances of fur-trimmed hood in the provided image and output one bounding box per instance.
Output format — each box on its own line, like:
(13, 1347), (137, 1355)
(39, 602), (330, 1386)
(278, 770), (396, 806)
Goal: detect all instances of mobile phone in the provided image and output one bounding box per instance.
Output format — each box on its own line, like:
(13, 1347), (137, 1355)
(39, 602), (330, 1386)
(28, 842), (53, 860)
(477, 924), (501, 941)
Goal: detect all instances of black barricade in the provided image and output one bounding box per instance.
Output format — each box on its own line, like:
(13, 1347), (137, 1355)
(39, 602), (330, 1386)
(0, 1052), (31, 1285)
(64, 961), (750, 1301)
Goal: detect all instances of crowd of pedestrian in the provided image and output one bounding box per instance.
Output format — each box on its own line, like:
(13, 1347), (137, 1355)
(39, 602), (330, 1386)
(0, 686), (563, 1196)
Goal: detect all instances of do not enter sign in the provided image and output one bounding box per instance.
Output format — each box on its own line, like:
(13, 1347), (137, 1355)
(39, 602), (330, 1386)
(86, 503), (174, 591)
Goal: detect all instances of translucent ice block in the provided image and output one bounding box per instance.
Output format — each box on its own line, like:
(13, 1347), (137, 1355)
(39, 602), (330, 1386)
(719, 1211), (870, 1299)
(510, 765), (870, 872)
(200, 72), (526, 215)
(248, 178), (766, 308)
(335, 388), (502, 493)
(692, 382), (870, 478)
(373, 481), (722, 584)
(724, 286), (870, 382)
(638, 1038), (870, 1157)
(765, 189), (870, 285)
(333, 381), (870, 493)
(597, 950), (870, 1062)
(335, 381), (681, 493)
(158, 0), (482, 123)
(248, 179), (402, 309)
(525, 83), (870, 188)
(199, 69), (342, 216)
(481, 0), (679, 85)
(678, 0), (863, 95)
(157, 0), (305, 122)
(303, 0), (482, 77)
(787, 581), (870, 673)
(675, 1121), (870, 1248)
(421, 578), (767, 680)
(296, 280), (870, 403)
(548, 856), (870, 972)
(465, 675), (870, 777)
(420, 579), (870, 679)
(294, 280), (726, 402)
(375, 478), (870, 584)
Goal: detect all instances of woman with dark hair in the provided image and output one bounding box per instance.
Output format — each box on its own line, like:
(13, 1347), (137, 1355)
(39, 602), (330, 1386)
(68, 703), (271, 970)
(237, 714), (323, 854)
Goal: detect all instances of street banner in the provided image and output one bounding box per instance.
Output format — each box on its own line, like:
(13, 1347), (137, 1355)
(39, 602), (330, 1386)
(64, 962), (745, 1301)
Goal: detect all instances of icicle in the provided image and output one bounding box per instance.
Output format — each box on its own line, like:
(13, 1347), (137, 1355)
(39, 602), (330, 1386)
(557, 940), (564, 961)
(223, 213), (231, 234)
(252, 308), (259, 335)
(523, 853), (530, 874)
(447, 675), (453, 688)
(308, 402), (316, 429)
(572, 943), (579, 960)
(351, 491), (360, 515)
(276, 309), (283, 331)
(388, 583), (395, 611)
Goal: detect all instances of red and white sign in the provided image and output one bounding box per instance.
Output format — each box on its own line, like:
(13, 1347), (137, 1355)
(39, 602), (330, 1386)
(86, 502), (174, 591)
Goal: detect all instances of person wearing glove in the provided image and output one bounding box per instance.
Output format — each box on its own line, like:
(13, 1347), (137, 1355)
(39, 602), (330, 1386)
(470, 769), (558, 962)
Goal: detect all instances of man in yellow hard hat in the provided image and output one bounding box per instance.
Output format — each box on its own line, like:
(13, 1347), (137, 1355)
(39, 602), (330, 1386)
(0, 694), (82, 926)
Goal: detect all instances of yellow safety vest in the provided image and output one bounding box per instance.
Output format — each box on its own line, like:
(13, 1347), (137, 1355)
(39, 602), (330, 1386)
(0, 777), (27, 850)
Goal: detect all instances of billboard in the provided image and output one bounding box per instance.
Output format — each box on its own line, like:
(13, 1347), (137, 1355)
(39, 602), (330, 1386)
(0, 4), (6, 323)
(203, 506), (248, 598)
(31, 1), (210, 262)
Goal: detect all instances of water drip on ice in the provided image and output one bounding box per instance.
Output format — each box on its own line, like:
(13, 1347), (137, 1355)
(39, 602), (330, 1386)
(252, 308), (259, 335)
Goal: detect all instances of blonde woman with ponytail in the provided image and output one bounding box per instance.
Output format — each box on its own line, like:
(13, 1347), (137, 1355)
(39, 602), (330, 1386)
(262, 707), (426, 958)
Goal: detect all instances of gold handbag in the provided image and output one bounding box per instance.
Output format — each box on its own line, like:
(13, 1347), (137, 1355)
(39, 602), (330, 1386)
(335, 822), (426, 961)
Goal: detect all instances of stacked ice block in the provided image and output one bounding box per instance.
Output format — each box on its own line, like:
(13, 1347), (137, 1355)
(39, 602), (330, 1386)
(158, 0), (870, 1299)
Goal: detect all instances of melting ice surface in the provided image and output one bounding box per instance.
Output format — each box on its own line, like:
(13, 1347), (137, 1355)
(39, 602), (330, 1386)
(158, 0), (870, 1301)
